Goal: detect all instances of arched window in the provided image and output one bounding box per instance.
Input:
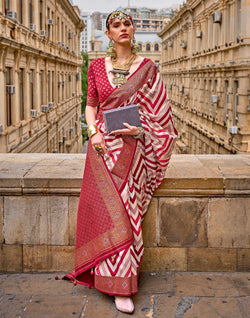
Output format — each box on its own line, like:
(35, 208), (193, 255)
(154, 43), (159, 51)
(146, 43), (150, 51)
(138, 43), (142, 51)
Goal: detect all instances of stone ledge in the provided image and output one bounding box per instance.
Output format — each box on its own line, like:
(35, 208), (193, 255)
(0, 154), (249, 196)
(0, 154), (249, 273)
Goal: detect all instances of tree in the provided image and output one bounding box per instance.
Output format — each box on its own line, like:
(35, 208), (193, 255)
(81, 52), (89, 144)
(81, 52), (89, 114)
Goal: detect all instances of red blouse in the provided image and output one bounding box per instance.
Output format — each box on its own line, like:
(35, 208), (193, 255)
(86, 57), (149, 107)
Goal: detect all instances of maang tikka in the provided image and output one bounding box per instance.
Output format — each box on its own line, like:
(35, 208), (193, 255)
(131, 36), (140, 53)
(106, 39), (116, 57)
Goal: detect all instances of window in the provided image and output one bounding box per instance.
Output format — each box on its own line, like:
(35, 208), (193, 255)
(6, 67), (12, 126)
(138, 43), (142, 51)
(62, 75), (64, 101)
(40, 71), (44, 105)
(234, 81), (239, 125)
(61, 21), (64, 43)
(154, 43), (159, 51)
(29, 0), (33, 24)
(40, 1), (43, 30)
(30, 70), (34, 109)
(52, 71), (54, 102)
(57, 17), (60, 41)
(20, 69), (24, 120)
(208, 80), (212, 116)
(146, 43), (151, 51)
(224, 80), (229, 122)
(48, 71), (51, 101)
(51, 11), (54, 40)
(91, 43), (95, 51)
(57, 73), (60, 103)
(4, 0), (10, 14)
(213, 80), (217, 118)
(19, 0), (23, 24)
(47, 7), (50, 40)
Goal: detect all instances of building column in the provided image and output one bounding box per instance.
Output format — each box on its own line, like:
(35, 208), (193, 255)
(33, 0), (39, 33)
(11, 0), (17, 11)
(22, 0), (29, 28)
(242, 0), (249, 37)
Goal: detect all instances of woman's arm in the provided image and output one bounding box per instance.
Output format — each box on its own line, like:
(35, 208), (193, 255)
(85, 105), (107, 154)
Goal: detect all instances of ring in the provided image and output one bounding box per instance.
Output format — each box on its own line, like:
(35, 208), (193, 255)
(94, 145), (103, 153)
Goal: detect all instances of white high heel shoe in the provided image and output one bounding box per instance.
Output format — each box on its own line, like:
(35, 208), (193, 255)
(115, 296), (134, 314)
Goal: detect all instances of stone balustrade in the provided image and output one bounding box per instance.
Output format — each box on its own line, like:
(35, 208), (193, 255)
(0, 154), (249, 273)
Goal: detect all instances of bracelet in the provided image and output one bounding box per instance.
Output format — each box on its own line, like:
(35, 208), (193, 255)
(87, 124), (99, 138)
(133, 126), (145, 139)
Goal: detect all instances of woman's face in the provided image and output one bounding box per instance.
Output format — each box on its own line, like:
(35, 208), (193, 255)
(106, 18), (134, 46)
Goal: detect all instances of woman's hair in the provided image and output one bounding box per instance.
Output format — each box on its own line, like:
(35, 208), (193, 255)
(106, 10), (134, 30)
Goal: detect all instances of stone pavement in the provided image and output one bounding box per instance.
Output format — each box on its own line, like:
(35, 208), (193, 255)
(0, 272), (249, 318)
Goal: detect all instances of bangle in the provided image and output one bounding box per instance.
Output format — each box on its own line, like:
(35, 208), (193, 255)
(133, 126), (145, 139)
(87, 124), (99, 138)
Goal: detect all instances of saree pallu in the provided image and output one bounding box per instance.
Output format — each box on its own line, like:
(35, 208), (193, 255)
(65, 59), (178, 296)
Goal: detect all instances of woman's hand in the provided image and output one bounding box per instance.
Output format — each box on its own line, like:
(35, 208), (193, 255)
(110, 123), (139, 136)
(91, 132), (107, 154)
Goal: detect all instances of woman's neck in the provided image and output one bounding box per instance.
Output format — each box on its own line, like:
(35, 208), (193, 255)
(114, 45), (133, 64)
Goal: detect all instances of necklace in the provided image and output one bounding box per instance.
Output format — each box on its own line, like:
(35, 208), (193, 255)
(110, 54), (136, 88)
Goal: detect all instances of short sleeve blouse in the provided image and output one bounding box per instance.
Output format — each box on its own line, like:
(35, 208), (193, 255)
(86, 58), (115, 107)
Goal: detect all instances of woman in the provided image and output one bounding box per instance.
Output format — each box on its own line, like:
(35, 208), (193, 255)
(65, 10), (177, 314)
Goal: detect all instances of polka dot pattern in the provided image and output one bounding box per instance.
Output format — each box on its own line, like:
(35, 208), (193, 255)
(87, 58), (114, 107)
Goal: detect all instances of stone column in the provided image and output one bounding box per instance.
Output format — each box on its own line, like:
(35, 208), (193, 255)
(22, 0), (29, 28)
(11, 0), (17, 12)
(230, 2), (235, 42)
(242, 0), (249, 37)
(33, 0), (39, 33)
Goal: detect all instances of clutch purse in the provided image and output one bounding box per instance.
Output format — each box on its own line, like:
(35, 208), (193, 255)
(103, 104), (141, 133)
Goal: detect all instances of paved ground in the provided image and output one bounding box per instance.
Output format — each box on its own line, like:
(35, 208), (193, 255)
(0, 272), (249, 318)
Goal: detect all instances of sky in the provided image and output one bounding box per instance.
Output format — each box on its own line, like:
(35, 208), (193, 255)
(72, 0), (184, 13)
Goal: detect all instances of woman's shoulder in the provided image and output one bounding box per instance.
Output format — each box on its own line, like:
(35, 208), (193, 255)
(137, 56), (156, 67)
(89, 57), (105, 68)
(137, 57), (158, 73)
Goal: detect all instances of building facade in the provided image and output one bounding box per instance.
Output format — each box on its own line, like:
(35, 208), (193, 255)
(0, 0), (84, 153)
(80, 11), (91, 52)
(124, 6), (174, 31)
(159, 0), (250, 154)
(88, 29), (161, 66)
(91, 11), (108, 32)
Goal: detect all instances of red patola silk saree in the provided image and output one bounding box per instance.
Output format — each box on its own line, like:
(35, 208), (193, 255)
(65, 57), (177, 296)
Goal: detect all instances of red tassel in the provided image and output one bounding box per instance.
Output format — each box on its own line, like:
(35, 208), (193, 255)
(54, 276), (59, 280)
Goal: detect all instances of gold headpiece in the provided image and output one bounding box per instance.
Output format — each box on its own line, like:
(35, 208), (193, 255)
(106, 10), (133, 28)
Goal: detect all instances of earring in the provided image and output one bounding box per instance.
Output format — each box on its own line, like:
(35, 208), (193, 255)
(106, 39), (116, 57)
(131, 36), (140, 54)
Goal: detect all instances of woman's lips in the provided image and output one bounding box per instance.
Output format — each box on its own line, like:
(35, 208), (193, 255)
(120, 34), (128, 38)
